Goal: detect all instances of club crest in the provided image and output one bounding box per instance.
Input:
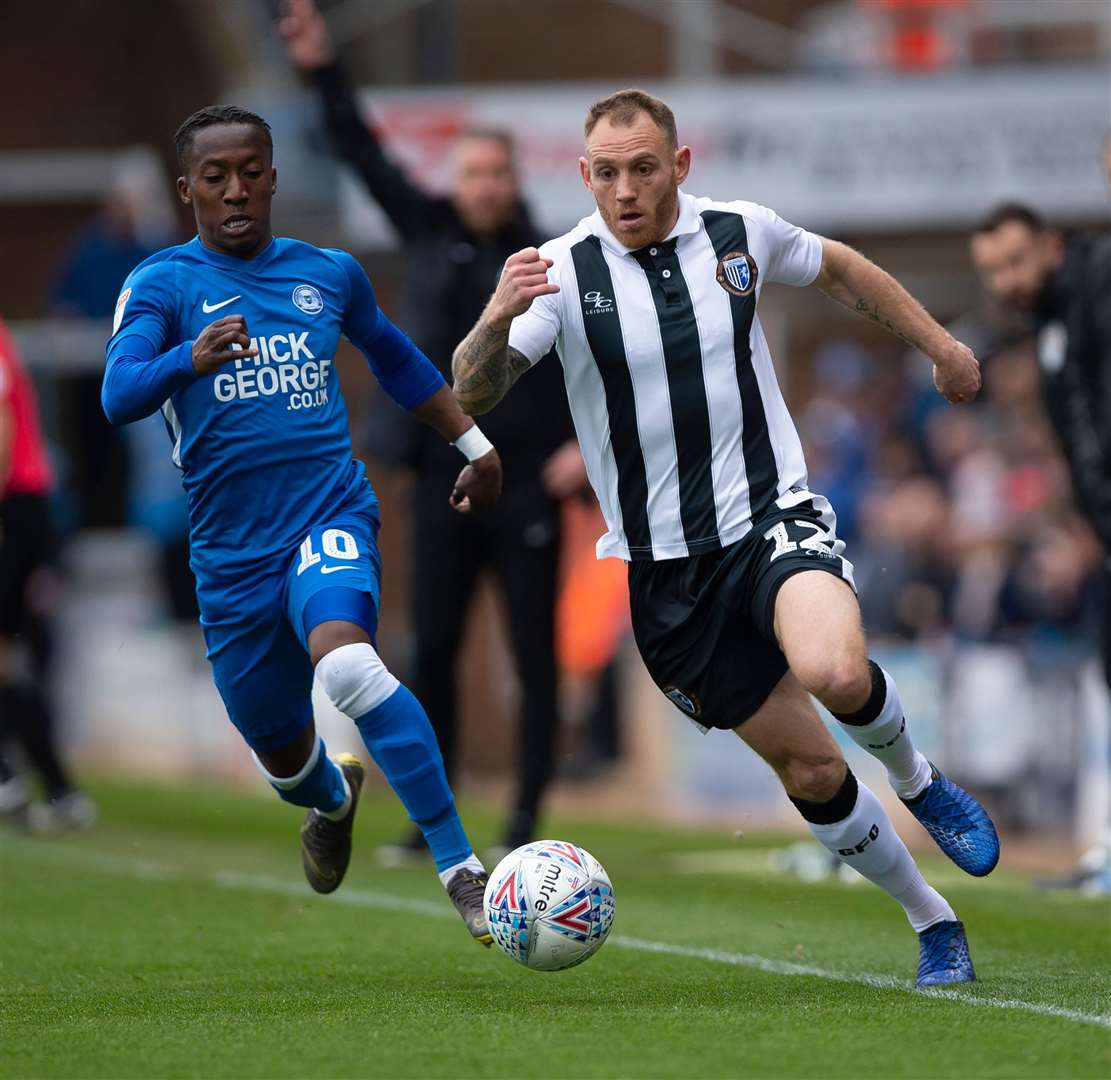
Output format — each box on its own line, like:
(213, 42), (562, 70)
(664, 686), (701, 718)
(292, 284), (324, 315)
(716, 251), (758, 297)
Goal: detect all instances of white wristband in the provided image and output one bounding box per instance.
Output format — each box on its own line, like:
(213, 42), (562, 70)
(453, 425), (494, 462)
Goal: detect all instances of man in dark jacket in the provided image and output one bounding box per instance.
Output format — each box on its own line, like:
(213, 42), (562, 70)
(281, 0), (583, 855)
(970, 202), (1111, 677)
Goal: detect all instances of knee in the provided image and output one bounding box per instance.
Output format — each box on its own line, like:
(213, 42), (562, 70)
(315, 642), (399, 718)
(797, 652), (870, 714)
(780, 753), (846, 803)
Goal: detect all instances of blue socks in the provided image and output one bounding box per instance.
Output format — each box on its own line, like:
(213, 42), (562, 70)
(354, 684), (473, 872)
(254, 736), (349, 819)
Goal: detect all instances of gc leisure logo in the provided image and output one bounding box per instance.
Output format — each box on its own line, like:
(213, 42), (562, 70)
(583, 290), (615, 315)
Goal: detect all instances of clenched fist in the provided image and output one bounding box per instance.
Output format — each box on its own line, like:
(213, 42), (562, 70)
(192, 315), (257, 376)
(278, 0), (335, 70)
(449, 448), (503, 514)
(486, 247), (560, 330)
(931, 340), (981, 405)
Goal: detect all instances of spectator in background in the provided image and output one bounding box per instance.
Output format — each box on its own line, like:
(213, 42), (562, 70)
(0, 317), (95, 829)
(280, 0), (585, 857)
(969, 203), (1111, 678)
(49, 185), (158, 528)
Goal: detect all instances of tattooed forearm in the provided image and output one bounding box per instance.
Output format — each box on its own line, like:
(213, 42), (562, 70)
(452, 320), (531, 415)
(817, 239), (952, 360)
(853, 298), (919, 350)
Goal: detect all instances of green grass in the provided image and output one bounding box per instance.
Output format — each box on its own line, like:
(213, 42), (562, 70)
(2, 777), (1109, 1079)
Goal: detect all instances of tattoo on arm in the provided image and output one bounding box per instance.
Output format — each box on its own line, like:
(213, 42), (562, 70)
(853, 297), (919, 350)
(452, 321), (531, 414)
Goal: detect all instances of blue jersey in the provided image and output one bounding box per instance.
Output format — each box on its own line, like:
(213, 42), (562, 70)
(103, 235), (444, 580)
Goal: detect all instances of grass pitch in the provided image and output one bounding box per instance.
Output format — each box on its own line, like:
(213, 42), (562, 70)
(2, 776), (1109, 1079)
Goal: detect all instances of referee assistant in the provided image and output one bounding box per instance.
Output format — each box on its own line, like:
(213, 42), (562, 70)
(453, 89), (998, 987)
(280, 0), (580, 856)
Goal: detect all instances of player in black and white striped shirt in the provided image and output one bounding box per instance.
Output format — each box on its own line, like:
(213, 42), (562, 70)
(453, 89), (997, 987)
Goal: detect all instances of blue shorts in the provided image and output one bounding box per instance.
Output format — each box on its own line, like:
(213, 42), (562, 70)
(198, 510), (382, 753)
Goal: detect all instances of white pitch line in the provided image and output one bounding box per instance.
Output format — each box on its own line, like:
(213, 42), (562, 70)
(6, 841), (1110, 1030)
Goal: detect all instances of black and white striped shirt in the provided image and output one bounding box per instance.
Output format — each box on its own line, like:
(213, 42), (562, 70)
(508, 190), (824, 562)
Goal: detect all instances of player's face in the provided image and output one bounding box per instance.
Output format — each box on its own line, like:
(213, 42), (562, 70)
(453, 136), (519, 236)
(580, 112), (691, 249)
(178, 124), (276, 259)
(969, 222), (1060, 312)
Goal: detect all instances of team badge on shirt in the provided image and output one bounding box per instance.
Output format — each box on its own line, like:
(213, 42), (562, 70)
(715, 251), (758, 297)
(292, 284), (324, 314)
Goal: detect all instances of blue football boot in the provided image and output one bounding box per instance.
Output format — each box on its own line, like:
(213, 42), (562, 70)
(916, 919), (975, 987)
(902, 764), (1000, 877)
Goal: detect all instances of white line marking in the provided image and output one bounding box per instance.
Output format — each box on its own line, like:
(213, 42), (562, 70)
(6, 841), (1109, 1030)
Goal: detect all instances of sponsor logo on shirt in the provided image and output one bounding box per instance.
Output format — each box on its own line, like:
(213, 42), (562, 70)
(213, 330), (332, 411)
(583, 290), (614, 314)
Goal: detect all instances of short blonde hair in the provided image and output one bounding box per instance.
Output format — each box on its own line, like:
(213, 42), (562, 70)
(584, 89), (677, 148)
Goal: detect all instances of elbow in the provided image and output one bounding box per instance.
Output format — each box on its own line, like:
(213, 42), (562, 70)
(454, 393), (483, 417)
(100, 380), (138, 427)
(101, 401), (132, 428)
(452, 388), (491, 417)
(100, 385), (124, 427)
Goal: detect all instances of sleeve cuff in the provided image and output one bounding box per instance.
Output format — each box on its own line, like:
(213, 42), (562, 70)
(799, 231), (824, 287)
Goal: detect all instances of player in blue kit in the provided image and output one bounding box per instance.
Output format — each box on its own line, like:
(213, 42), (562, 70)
(102, 105), (499, 943)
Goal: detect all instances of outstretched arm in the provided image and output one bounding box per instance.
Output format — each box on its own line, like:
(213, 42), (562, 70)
(452, 247), (559, 415)
(813, 238), (981, 404)
(279, 0), (433, 236)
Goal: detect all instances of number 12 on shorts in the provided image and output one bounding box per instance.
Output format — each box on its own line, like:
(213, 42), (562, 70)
(763, 520), (834, 561)
(297, 528), (360, 575)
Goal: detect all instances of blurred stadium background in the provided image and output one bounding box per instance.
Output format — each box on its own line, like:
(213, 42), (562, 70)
(2, 0), (1109, 862)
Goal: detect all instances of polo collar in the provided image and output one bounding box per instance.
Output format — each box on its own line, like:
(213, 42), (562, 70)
(590, 190), (703, 257)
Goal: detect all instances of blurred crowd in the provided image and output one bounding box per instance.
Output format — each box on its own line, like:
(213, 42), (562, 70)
(800, 329), (1102, 657)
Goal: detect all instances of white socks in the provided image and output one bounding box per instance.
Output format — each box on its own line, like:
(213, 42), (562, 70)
(438, 854), (485, 889)
(835, 663), (932, 800)
(806, 772), (955, 932)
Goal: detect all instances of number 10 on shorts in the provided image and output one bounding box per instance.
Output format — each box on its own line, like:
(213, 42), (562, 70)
(297, 528), (360, 575)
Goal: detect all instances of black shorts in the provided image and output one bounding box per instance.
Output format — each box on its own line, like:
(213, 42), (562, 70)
(0, 492), (54, 636)
(628, 496), (855, 731)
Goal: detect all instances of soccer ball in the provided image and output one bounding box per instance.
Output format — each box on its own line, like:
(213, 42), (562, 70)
(484, 840), (615, 971)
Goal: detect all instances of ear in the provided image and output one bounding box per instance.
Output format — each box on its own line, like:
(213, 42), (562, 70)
(271, 166), (278, 196)
(176, 175), (192, 206)
(674, 145), (691, 186)
(579, 156), (592, 192)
